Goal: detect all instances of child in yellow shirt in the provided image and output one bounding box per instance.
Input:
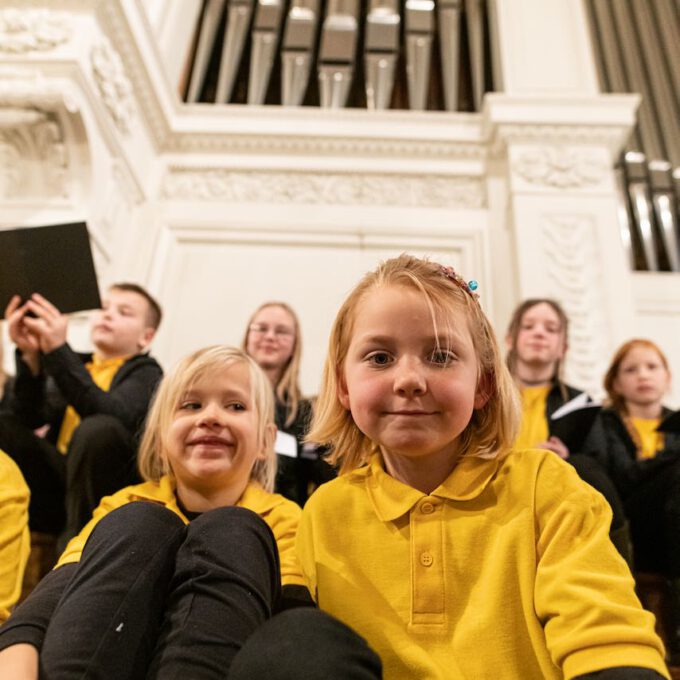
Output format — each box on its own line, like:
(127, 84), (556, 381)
(0, 346), (305, 678)
(298, 255), (668, 679)
(601, 339), (680, 664)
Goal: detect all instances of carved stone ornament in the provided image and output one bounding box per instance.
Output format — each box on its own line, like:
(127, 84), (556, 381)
(0, 108), (69, 199)
(513, 147), (608, 189)
(90, 40), (134, 134)
(162, 169), (486, 209)
(541, 215), (607, 393)
(0, 8), (71, 53)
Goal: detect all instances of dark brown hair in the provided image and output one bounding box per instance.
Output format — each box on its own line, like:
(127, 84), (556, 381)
(111, 283), (163, 330)
(505, 298), (569, 400)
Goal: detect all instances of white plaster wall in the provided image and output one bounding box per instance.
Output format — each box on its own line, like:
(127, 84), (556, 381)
(1, 0), (679, 411)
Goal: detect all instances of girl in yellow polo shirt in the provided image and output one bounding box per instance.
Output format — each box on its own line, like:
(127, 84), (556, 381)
(298, 255), (668, 680)
(600, 339), (680, 665)
(505, 298), (631, 565)
(0, 346), (307, 678)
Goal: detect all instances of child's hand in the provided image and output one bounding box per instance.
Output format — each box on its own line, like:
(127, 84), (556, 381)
(22, 294), (68, 354)
(0, 643), (39, 679)
(5, 295), (41, 374)
(537, 436), (570, 460)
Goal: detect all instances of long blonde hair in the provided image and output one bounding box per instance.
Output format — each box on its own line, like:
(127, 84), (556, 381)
(242, 302), (303, 427)
(138, 346), (277, 492)
(308, 254), (520, 474)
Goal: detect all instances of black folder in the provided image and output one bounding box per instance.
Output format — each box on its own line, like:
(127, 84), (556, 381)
(0, 222), (101, 314)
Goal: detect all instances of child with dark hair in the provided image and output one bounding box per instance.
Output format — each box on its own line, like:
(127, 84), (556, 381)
(0, 283), (163, 545)
(505, 298), (631, 564)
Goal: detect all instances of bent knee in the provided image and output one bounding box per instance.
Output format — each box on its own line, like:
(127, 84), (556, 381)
(87, 502), (185, 550)
(72, 414), (129, 441)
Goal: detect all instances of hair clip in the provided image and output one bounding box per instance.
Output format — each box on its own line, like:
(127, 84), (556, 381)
(439, 265), (480, 301)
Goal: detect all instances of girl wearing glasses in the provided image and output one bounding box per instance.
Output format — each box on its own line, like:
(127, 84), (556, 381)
(244, 302), (335, 505)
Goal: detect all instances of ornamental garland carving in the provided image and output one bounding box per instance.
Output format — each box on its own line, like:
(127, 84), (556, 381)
(0, 8), (71, 53)
(162, 169), (486, 209)
(0, 109), (69, 199)
(90, 40), (134, 134)
(541, 215), (608, 393)
(513, 147), (608, 189)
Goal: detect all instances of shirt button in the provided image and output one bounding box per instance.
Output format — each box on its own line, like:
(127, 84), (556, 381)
(421, 502), (434, 514)
(420, 552), (433, 567)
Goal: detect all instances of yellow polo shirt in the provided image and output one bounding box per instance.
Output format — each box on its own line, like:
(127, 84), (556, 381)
(0, 450), (30, 624)
(58, 476), (304, 588)
(516, 385), (551, 449)
(631, 417), (664, 461)
(297, 450), (668, 680)
(56, 355), (127, 454)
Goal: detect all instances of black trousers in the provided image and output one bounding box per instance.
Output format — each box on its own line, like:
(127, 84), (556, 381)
(0, 413), (139, 545)
(623, 459), (680, 577)
(39, 502), (382, 680)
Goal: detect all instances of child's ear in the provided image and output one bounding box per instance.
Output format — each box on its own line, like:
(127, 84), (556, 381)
(504, 333), (513, 352)
(138, 327), (156, 352)
(336, 369), (350, 410)
(474, 372), (492, 410)
(260, 422), (277, 461)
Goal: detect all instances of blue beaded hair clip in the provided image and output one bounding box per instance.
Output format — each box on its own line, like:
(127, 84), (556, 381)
(439, 265), (480, 301)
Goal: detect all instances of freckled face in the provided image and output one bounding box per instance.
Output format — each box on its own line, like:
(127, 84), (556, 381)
(164, 363), (264, 494)
(339, 286), (487, 470)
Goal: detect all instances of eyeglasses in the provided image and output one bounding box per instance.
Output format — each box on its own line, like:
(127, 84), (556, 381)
(248, 324), (295, 339)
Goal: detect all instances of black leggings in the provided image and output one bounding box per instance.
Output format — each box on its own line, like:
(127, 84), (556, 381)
(0, 413), (139, 545)
(39, 502), (382, 679)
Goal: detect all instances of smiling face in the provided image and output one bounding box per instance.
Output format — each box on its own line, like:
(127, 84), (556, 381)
(245, 305), (296, 377)
(90, 288), (156, 359)
(613, 345), (670, 410)
(338, 285), (487, 480)
(512, 302), (567, 371)
(164, 362), (266, 501)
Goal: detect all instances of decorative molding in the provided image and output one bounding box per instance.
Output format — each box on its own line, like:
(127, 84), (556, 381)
(512, 146), (608, 189)
(162, 169), (486, 209)
(0, 66), (79, 112)
(169, 133), (486, 159)
(90, 39), (135, 134)
(491, 123), (630, 160)
(540, 214), (608, 392)
(0, 108), (69, 199)
(0, 8), (71, 53)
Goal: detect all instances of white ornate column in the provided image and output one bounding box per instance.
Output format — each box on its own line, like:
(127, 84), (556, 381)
(485, 94), (640, 395)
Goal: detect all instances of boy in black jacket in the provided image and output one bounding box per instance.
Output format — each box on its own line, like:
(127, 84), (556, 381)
(0, 283), (163, 547)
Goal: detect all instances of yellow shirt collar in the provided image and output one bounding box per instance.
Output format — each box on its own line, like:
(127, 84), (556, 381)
(359, 452), (501, 522)
(127, 475), (280, 518)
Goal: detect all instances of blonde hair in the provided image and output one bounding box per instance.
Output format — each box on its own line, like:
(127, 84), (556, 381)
(138, 346), (277, 491)
(242, 301), (303, 427)
(308, 254), (520, 474)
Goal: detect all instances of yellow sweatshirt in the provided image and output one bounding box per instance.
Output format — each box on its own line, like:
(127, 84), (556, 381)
(0, 450), (30, 624)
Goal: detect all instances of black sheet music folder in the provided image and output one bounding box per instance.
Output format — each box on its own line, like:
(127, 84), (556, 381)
(0, 222), (101, 314)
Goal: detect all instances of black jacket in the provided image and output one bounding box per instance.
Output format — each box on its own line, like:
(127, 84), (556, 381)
(599, 407), (680, 498)
(11, 343), (162, 443)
